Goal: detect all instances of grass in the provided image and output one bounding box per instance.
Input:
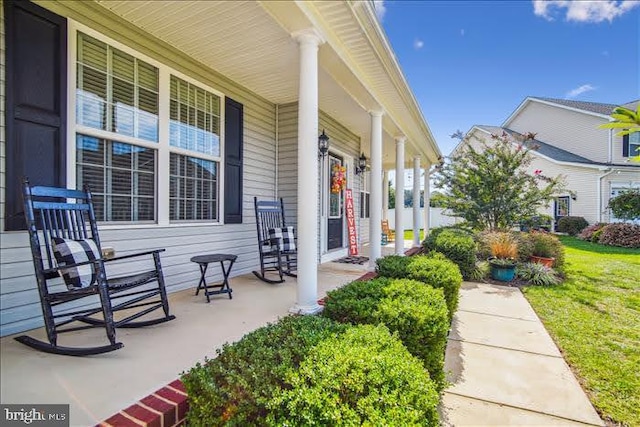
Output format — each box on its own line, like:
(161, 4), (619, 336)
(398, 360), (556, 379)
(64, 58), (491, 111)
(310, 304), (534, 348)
(402, 229), (425, 242)
(523, 236), (640, 426)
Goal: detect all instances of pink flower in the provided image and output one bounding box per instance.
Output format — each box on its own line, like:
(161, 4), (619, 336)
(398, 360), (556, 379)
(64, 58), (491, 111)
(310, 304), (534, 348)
(534, 169), (542, 175)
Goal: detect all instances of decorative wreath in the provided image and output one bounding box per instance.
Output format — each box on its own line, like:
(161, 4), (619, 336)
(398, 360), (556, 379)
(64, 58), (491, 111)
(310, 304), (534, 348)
(331, 165), (347, 193)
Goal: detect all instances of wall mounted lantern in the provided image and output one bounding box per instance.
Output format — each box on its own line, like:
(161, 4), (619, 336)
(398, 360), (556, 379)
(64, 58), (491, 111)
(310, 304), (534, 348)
(355, 153), (367, 175)
(318, 130), (330, 159)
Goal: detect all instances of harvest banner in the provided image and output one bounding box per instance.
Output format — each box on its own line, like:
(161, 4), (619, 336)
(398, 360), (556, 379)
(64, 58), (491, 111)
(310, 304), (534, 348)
(345, 189), (358, 256)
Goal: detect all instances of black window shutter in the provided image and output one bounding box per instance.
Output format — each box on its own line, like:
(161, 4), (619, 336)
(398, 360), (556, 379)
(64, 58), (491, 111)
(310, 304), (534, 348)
(622, 134), (629, 157)
(4, 1), (67, 231)
(224, 97), (244, 224)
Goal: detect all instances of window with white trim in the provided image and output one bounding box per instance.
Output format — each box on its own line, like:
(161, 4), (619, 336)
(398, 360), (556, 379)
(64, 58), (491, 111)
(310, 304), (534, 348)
(169, 76), (221, 221)
(628, 132), (640, 158)
(76, 32), (159, 222)
(74, 30), (224, 224)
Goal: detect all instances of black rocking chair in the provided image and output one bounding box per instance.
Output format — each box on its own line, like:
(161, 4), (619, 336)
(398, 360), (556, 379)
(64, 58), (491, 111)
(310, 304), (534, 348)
(252, 197), (297, 284)
(16, 179), (175, 356)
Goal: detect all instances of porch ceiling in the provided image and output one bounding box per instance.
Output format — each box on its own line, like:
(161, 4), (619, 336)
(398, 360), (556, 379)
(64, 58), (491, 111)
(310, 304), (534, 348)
(96, 0), (437, 168)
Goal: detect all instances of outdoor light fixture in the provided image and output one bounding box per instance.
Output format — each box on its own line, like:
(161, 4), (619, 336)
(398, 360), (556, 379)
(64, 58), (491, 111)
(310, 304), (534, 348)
(318, 130), (329, 159)
(355, 153), (367, 175)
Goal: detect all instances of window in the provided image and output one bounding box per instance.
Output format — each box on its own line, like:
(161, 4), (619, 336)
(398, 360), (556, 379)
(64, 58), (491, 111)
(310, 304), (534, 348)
(169, 76), (221, 221)
(628, 132), (640, 158)
(555, 196), (570, 217)
(76, 32), (159, 222)
(73, 29), (226, 224)
(360, 171), (370, 218)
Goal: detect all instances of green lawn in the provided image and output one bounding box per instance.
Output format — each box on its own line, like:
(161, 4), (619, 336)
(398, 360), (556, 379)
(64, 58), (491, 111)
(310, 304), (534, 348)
(523, 236), (640, 426)
(402, 229), (425, 242)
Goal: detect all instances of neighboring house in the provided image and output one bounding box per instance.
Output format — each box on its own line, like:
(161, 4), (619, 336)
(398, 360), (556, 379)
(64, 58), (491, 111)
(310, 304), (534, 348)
(0, 1), (441, 335)
(457, 97), (640, 227)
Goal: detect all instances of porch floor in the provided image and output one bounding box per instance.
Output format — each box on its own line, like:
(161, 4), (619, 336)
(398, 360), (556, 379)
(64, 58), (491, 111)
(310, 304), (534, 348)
(0, 259), (372, 426)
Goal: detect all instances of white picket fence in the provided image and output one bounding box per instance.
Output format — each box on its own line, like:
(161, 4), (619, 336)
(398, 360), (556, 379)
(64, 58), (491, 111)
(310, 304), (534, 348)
(387, 207), (462, 231)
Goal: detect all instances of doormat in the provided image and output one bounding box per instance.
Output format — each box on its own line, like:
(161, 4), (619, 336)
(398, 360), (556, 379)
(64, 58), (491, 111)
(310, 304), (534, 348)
(333, 256), (369, 265)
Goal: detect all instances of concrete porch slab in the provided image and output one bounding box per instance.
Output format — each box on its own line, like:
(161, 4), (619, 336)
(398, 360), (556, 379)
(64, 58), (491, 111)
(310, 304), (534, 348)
(445, 339), (603, 426)
(449, 309), (562, 357)
(441, 393), (599, 426)
(0, 262), (364, 426)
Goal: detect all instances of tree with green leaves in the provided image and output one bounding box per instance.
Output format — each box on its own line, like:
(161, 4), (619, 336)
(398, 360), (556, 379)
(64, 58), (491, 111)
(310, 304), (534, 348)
(435, 131), (566, 231)
(599, 104), (640, 160)
(607, 189), (640, 222)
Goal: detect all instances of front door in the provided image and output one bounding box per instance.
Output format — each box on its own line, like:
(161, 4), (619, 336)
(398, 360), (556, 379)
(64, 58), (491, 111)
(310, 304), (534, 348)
(327, 154), (344, 250)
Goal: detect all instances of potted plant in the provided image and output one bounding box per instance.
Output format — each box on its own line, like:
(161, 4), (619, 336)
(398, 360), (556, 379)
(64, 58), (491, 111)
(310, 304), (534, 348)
(487, 233), (518, 282)
(529, 232), (556, 267)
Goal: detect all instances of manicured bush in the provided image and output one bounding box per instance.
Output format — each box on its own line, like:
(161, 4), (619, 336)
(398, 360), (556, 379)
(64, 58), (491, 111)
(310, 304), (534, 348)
(597, 223), (640, 248)
(322, 278), (389, 325)
(375, 255), (411, 278)
(267, 325), (440, 426)
(323, 278), (450, 391)
(407, 255), (463, 320)
(578, 223), (607, 242)
(528, 232), (565, 269)
(182, 315), (346, 426)
(557, 216), (589, 236)
(423, 226), (472, 252)
(428, 229), (476, 279)
(375, 279), (449, 389)
(516, 262), (561, 286)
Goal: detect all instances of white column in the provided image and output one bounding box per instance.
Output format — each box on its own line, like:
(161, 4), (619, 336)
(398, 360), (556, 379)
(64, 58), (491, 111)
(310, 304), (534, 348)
(395, 136), (406, 255)
(368, 111), (384, 269)
(412, 156), (421, 247)
(424, 164), (431, 236)
(382, 170), (389, 221)
(292, 29), (323, 314)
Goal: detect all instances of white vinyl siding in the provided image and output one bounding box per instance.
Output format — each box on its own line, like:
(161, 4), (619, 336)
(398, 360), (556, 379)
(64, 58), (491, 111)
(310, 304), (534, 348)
(0, 2), (277, 336)
(507, 101), (610, 164)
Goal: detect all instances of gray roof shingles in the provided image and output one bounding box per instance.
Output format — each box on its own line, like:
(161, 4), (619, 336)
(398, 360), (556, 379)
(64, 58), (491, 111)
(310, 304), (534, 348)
(532, 97), (621, 116)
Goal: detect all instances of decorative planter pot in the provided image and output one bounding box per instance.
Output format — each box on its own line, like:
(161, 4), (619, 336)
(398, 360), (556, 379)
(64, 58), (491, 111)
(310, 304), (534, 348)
(530, 255), (555, 268)
(489, 263), (517, 282)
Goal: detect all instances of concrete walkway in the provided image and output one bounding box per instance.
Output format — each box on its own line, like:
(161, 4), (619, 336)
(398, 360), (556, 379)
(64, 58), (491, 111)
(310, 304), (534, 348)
(441, 282), (604, 426)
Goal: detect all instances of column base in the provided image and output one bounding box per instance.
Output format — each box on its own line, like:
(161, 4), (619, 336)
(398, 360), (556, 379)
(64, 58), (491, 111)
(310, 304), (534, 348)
(289, 303), (324, 315)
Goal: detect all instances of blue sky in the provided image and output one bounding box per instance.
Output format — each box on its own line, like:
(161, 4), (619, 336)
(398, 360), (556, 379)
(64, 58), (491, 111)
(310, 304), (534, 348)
(377, 0), (639, 157)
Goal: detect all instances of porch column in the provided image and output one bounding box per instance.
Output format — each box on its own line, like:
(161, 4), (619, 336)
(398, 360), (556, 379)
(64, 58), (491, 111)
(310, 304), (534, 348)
(382, 170), (389, 220)
(412, 156), (421, 247)
(368, 111), (384, 268)
(395, 136), (406, 255)
(424, 163), (431, 236)
(292, 29), (323, 314)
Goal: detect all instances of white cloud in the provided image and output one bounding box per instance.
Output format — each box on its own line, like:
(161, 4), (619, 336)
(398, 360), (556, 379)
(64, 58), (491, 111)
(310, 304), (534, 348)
(532, 0), (640, 23)
(373, 0), (386, 21)
(460, 29), (465, 36)
(566, 84), (597, 98)
(413, 38), (424, 50)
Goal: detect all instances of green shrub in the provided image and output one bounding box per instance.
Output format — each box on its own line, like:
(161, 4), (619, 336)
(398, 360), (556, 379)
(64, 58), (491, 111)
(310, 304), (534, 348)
(425, 250), (449, 261)
(323, 278), (450, 391)
(557, 216), (589, 236)
(322, 278), (389, 325)
(428, 230), (476, 279)
(516, 262), (561, 286)
(528, 232), (565, 269)
(375, 255), (411, 278)
(182, 315), (346, 426)
(423, 226), (472, 251)
(407, 255), (463, 321)
(267, 324), (440, 426)
(376, 279), (449, 389)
